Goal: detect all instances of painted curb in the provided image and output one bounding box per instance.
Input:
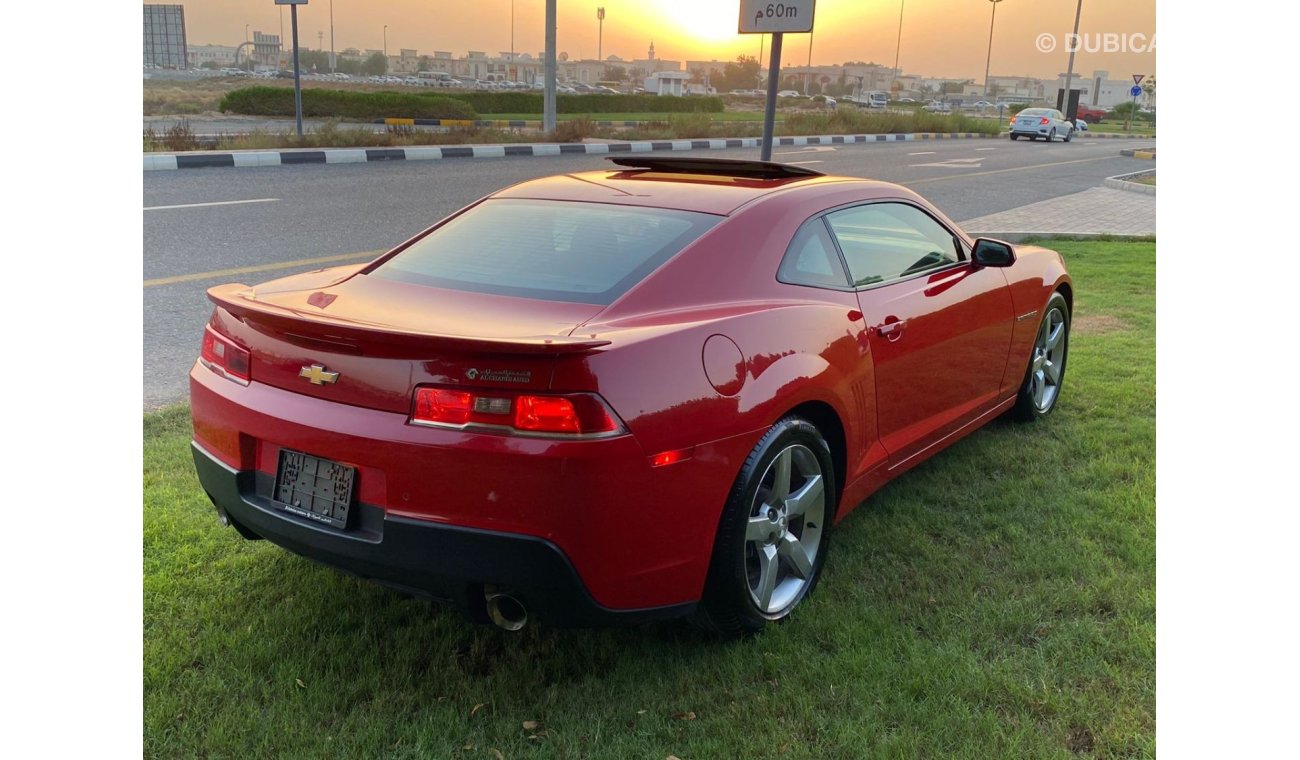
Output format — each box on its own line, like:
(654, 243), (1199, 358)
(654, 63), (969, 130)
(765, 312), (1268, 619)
(1104, 170), (1156, 196)
(1120, 148), (1156, 159)
(144, 131), (1002, 171)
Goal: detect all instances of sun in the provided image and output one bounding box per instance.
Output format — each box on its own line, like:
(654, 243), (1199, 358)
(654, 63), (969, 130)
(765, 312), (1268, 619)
(644, 0), (743, 48)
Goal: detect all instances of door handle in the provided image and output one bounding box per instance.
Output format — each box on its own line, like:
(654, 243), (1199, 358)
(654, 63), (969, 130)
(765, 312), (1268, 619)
(874, 318), (906, 340)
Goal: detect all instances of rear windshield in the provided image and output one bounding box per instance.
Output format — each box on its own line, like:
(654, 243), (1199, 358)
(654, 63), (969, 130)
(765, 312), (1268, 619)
(370, 199), (721, 305)
(1019, 108), (1052, 117)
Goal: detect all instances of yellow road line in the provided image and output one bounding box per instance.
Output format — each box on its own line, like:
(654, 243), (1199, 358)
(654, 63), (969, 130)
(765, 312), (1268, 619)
(144, 250), (384, 288)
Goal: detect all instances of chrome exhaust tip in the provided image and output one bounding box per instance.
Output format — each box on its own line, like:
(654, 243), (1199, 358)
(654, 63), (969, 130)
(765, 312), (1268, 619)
(484, 586), (528, 631)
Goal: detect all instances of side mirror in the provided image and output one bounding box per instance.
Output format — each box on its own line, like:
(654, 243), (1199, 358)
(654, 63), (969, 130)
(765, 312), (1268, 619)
(972, 238), (1016, 267)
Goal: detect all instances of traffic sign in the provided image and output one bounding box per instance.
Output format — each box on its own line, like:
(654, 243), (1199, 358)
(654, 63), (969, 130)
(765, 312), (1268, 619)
(1130, 85), (1143, 97)
(738, 0), (815, 34)
(1132, 74), (1145, 85)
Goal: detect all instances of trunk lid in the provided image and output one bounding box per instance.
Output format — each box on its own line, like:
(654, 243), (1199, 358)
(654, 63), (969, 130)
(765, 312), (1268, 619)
(207, 265), (608, 414)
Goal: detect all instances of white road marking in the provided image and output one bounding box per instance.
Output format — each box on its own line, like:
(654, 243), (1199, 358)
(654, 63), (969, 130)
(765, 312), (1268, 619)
(975, 147), (997, 151)
(775, 146), (837, 155)
(787, 160), (824, 165)
(910, 158), (985, 169)
(144, 198), (280, 211)
(907, 151), (936, 156)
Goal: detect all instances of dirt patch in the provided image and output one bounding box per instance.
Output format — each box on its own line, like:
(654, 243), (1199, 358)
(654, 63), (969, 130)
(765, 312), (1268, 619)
(1067, 723), (1096, 754)
(1073, 314), (1129, 335)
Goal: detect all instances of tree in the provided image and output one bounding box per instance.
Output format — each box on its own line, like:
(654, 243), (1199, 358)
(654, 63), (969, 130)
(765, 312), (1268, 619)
(362, 51), (387, 76)
(716, 55), (760, 92)
(689, 67), (706, 84)
(604, 65), (627, 82)
(200, 60), (220, 70)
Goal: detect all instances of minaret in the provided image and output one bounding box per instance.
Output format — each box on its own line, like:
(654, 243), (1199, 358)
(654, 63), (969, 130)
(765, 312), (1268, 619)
(648, 41), (655, 62)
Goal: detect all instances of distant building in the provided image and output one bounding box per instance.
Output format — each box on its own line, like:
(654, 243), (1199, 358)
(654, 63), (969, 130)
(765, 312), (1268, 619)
(251, 31), (281, 68)
(644, 71), (691, 96)
(143, 4), (187, 68)
(1053, 70), (1145, 109)
(187, 44), (238, 68)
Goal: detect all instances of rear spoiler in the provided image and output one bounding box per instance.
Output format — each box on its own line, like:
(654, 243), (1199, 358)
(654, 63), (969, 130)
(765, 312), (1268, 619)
(207, 284), (611, 355)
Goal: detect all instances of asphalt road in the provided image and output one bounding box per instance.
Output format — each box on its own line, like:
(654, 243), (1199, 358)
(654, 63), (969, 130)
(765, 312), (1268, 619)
(144, 135), (1155, 409)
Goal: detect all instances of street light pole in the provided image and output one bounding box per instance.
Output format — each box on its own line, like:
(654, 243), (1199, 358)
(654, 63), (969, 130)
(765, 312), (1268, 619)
(983, 0), (1003, 98)
(329, 0), (335, 73)
(383, 25), (388, 60)
(1062, 0), (1083, 113)
(597, 7), (605, 64)
(544, 0), (556, 132)
(892, 0), (905, 91)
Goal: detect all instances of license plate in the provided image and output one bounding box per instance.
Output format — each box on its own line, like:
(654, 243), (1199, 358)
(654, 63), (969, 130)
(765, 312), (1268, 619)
(273, 449), (356, 529)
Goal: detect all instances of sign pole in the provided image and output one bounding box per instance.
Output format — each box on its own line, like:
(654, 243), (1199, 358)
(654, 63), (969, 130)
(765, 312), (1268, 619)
(291, 4), (303, 137)
(759, 33), (784, 161)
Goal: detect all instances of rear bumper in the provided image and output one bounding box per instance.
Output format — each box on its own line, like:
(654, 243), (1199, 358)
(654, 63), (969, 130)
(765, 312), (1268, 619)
(192, 441), (695, 627)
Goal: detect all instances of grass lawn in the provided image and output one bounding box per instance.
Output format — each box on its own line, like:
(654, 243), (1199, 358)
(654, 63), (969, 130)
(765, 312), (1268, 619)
(144, 240), (1154, 758)
(1084, 122), (1156, 136)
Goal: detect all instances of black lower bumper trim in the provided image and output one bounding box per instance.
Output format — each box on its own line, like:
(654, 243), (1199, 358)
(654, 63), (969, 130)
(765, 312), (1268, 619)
(191, 442), (694, 627)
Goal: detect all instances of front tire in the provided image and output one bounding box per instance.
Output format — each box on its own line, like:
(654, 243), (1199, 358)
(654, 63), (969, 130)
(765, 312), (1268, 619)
(1013, 292), (1070, 421)
(1064, 128), (1074, 142)
(1047, 128), (1057, 142)
(694, 417), (836, 636)
(1010, 133), (1019, 140)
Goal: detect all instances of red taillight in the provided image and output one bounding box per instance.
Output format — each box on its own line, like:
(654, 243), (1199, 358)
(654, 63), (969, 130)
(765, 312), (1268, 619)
(1039, 117), (1050, 125)
(412, 386), (623, 437)
(200, 326), (251, 384)
(649, 447), (694, 467)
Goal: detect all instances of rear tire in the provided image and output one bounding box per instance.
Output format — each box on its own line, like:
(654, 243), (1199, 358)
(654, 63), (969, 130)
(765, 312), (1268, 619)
(693, 417), (836, 637)
(1010, 134), (1019, 141)
(1013, 292), (1070, 421)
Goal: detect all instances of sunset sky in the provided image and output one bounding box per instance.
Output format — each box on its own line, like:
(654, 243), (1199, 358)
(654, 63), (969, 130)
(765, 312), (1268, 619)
(179, 0), (1155, 80)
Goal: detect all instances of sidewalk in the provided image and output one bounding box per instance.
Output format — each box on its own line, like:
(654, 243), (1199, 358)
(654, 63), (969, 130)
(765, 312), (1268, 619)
(959, 186), (1155, 239)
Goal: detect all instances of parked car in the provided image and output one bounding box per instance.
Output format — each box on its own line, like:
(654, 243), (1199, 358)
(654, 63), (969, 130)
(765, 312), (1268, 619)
(970, 100), (994, 108)
(1074, 105), (1107, 123)
(1009, 107), (1075, 141)
(777, 90), (801, 97)
(1074, 118), (1089, 132)
(922, 101), (950, 113)
(190, 156), (1072, 636)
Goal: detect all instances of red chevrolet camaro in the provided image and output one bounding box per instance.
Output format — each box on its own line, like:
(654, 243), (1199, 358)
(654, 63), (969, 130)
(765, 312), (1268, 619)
(190, 157), (1071, 635)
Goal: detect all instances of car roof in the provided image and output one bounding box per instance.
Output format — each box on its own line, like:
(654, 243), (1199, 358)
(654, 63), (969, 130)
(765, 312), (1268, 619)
(491, 161), (901, 216)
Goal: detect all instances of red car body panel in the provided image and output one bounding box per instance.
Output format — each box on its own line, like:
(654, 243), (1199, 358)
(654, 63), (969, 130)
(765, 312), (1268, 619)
(190, 165), (1071, 621)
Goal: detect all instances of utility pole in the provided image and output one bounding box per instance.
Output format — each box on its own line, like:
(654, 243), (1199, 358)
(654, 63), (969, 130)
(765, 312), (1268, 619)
(983, 0), (1004, 97)
(1062, 0), (1083, 115)
(804, 28), (813, 95)
(383, 25), (388, 59)
(329, 0), (335, 73)
(544, 0), (557, 132)
(892, 0), (905, 92)
(510, 0), (515, 81)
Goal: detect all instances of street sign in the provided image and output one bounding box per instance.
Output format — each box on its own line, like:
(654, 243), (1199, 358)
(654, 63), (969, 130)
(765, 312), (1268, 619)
(738, 0), (815, 34)
(1132, 74), (1145, 85)
(1130, 85), (1143, 97)
(274, 0), (308, 5)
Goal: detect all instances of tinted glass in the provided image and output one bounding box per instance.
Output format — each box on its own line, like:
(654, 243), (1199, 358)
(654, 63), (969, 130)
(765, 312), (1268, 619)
(370, 199), (721, 304)
(1019, 108), (1052, 117)
(824, 203), (961, 287)
(778, 219), (850, 288)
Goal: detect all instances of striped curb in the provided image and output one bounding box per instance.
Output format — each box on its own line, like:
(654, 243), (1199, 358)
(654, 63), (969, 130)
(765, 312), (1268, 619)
(144, 131), (1002, 171)
(1120, 148), (1156, 159)
(1104, 170), (1156, 196)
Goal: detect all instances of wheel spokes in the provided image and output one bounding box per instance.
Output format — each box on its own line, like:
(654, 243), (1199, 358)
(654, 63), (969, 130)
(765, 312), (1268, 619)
(746, 515), (773, 543)
(1046, 319), (1064, 351)
(754, 544), (779, 610)
(785, 474), (823, 518)
(778, 533), (813, 579)
(1044, 359), (1061, 385)
(771, 448), (793, 500)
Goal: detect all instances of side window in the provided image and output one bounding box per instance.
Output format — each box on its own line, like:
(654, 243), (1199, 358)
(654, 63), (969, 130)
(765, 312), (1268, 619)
(777, 218), (851, 289)
(824, 203), (961, 287)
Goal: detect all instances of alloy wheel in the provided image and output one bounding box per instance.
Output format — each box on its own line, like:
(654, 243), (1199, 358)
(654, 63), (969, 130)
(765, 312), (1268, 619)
(1028, 306), (1067, 411)
(744, 444), (826, 615)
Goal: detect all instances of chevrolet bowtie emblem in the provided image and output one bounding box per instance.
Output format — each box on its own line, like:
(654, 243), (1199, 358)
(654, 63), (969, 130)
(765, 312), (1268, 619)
(299, 364), (340, 385)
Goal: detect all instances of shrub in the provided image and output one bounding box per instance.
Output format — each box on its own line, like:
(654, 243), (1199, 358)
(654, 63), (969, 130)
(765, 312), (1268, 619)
(438, 91), (724, 115)
(547, 117), (596, 142)
(220, 87), (477, 120)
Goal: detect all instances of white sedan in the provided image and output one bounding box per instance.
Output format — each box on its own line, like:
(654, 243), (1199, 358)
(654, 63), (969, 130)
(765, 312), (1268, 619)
(1009, 107), (1075, 142)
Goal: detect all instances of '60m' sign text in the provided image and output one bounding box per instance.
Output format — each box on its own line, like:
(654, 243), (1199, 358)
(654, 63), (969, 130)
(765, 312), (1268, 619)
(738, 0), (815, 34)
